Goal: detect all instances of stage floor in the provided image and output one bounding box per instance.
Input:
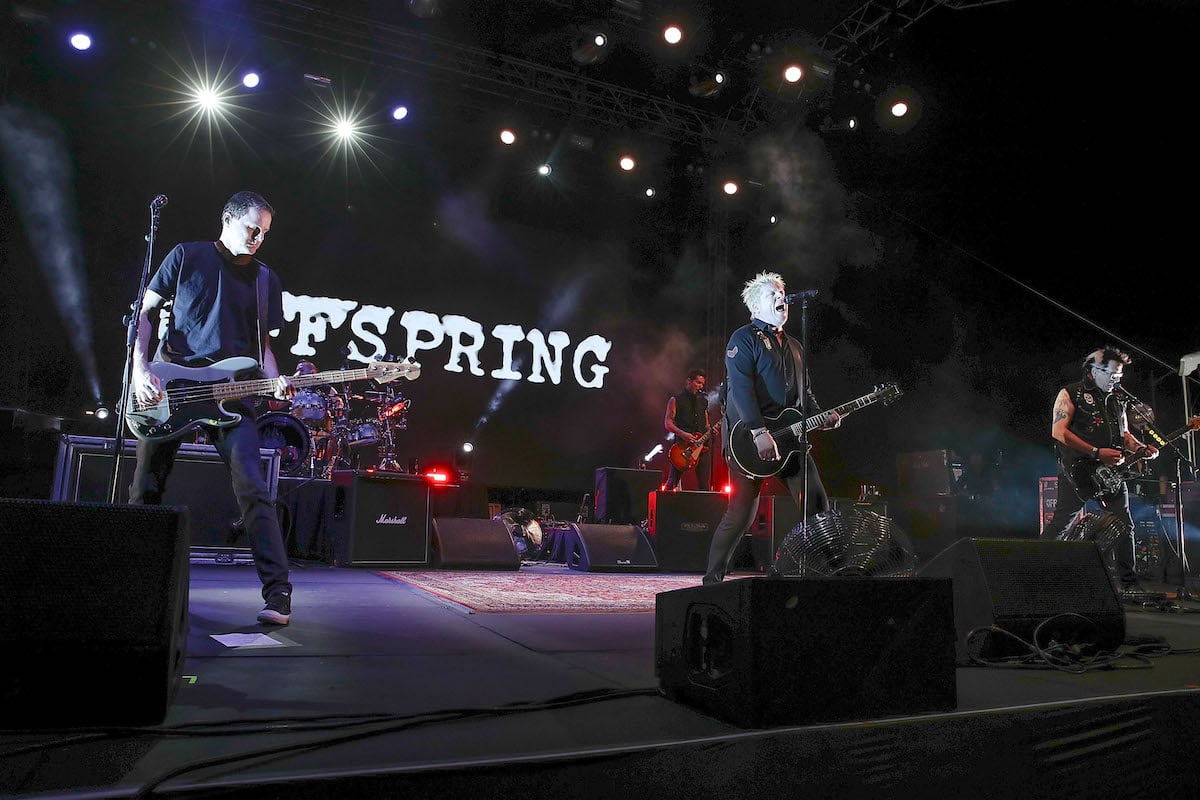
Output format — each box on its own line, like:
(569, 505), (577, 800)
(4, 562), (1200, 799)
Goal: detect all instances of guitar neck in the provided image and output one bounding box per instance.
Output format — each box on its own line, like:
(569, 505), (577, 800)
(788, 396), (871, 438)
(212, 368), (380, 402)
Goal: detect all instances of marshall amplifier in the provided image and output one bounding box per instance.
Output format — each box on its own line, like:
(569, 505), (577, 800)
(52, 434), (279, 559)
(331, 470), (432, 567)
(647, 490), (728, 572)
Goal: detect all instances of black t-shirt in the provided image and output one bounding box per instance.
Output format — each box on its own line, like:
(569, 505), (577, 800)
(148, 241), (284, 366)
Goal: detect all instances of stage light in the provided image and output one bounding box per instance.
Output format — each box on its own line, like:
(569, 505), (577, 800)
(92, 402), (110, 421)
(688, 66), (727, 99)
(769, 214), (777, 224)
(618, 155), (636, 171)
(722, 180), (739, 195)
(663, 25), (683, 45)
(722, 483), (732, 494)
(392, 105), (409, 121)
(333, 117), (358, 141)
(241, 72), (260, 89)
(425, 468), (451, 483)
(572, 24), (611, 66)
(890, 101), (909, 118)
(644, 187), (656, 198)
(462, 442), (474, 454)
(192, 85), (224, 114)
(783, 64), (803, 83)
(68, 32), (92, 51)
(643, 443), (663, 462)
(537, 163), (552, 176)
(499, 128), (516, 145)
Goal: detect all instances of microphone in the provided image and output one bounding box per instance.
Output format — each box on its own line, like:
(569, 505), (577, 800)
(151, 194), (169, 210)
(783, 289), (818, 303)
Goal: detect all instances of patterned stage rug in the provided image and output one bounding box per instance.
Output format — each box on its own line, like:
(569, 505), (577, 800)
(378, 570), (706, 613)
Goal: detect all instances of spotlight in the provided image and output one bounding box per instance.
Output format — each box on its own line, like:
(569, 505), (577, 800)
(90, 401), (110, 420)
(722, 180), (739, 195)
(890, 101), (909, 118)
(333, 117), (358, 141)
(68, 32), (92, 51)
(769, 214), (777, 224)
(663, 25), (683, 45)
(783, 64), (803, 83)
(499, 128), (517, 145)
(644, 187), (656, 198)
(618, 155), (636, 171)
(572, 24), (611, 66)
(643, 443), (663, 462)
(241, 72), (260, 88)
(688, 66), (727, 99)
(392, 105), (409, 120)
(537, 163), (552, 176)
(462, 442), (474, 454)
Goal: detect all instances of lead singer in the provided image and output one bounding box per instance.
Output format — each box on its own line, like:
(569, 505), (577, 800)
(702, 271), (841, 585)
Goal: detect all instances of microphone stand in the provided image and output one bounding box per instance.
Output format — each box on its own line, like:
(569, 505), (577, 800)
(1119, 384), (1194, 600)
(107, 196), (166, 503)
(798, 295), (812, 538)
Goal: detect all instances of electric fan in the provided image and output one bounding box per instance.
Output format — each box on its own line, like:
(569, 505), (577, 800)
(773, 507), (917, 577)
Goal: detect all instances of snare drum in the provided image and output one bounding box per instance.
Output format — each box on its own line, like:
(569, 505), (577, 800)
(346, 420), (380, 447)
(257, 412), (312, 477)
(290, 389), (331, 428)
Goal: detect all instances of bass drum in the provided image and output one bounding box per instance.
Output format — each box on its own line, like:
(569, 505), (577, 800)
(256, 412), (312, 477)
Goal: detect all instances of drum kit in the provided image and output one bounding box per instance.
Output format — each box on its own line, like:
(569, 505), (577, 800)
(257, 377), (413, 479)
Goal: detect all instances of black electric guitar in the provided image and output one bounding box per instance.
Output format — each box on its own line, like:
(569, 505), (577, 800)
(668, 420), (721, 471)
(1063, 416), (1200, 500)
(728, 384), (902, 478)
(126, 356), (421, 442)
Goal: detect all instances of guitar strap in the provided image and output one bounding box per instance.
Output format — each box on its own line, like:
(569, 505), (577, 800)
(256, 264), (267, 370)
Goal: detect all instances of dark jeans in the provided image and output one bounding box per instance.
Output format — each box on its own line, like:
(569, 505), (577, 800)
(129, 413), (292, 602)
(1043, 474), (1136, 584)
(665, 447), (713, 492)
(703, 453), (829, 585)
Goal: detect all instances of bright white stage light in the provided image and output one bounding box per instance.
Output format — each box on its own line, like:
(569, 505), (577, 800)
(68, 32), (92, 51)
(242, 72), (260, 88)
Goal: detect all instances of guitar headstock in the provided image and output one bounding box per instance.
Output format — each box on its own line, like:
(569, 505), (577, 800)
(873, 383), (903, 405)
(367, 358), (422, 383)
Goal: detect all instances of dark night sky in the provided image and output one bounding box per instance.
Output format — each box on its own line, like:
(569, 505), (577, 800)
(2, 0), (1197, 510)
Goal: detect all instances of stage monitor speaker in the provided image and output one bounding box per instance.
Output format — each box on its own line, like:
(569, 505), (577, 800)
(0, 498), (190, 727)
(52, 434), (279, 557)
(917, 537), (1125, 665)
(430, 517), (521, 570)
(594, 467), (661, 524)
(331, 470), (431, 567)
(565, 523), (658, 572)
(655, 577), (957, 728)
(647, 491), (727, 572)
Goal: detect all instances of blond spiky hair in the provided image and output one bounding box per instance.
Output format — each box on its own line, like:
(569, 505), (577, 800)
(741, 271), (783, 316)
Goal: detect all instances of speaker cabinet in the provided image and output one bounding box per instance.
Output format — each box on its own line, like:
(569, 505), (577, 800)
(331, 470), (431, 567)
(0, 499), (190, 727)
(51, 434), (280, 556)
(647, 491), (728, 572)
(564, 523), (658, 572)
(655, 577), (957, 728)
(918, 538), (1126, 665)
(430, 517), (521, 570)
(594, 467), (662, 524)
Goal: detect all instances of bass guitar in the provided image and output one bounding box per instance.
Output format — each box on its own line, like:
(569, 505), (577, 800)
(668, 420), (721, 471)
(126, 356), (421, 442)
(1063, 416), (1200, 500)
(728, 384), (902, 479)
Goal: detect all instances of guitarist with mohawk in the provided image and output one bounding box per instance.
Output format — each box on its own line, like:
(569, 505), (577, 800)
(1046, 345), (1159, 593)
(129, 190), (297, 626)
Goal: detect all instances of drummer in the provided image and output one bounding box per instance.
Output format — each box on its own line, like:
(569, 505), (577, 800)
(289, 360), (344, 433)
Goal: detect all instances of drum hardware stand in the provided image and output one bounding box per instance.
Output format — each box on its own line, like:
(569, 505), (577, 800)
(375, 392), (409, 472)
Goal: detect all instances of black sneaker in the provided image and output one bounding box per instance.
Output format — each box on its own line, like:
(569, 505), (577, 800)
(257, 592), (291, 625)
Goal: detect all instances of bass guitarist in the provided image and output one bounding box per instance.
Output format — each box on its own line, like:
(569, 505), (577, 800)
(1045, 345), (1158, 592)
(663, 369), (713, 491)
(702, 271), (841, 585)
(129, 190), (297, 625)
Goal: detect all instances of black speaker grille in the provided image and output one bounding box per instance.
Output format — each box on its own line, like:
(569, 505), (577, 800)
(975, 540), (1121, 620)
